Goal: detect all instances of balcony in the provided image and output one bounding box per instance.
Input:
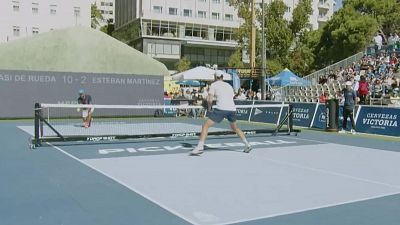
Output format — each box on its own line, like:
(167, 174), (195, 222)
(318, 2), (330, 10)
(317, 15), (329, 22)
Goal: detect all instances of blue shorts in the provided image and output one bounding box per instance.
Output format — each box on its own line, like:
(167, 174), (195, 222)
(207, 109), (237, 123)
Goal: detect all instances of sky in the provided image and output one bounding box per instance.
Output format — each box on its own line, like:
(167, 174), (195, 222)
(335, 0), (343, 11)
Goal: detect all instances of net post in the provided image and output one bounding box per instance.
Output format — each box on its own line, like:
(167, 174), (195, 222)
(288, 104), (294, 133)
(34, 103), (41, 147)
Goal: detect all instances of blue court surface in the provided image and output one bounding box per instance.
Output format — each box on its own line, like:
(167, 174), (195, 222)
(1, 121), (400, 225)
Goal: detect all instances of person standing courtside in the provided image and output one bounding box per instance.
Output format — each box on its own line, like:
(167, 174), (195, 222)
(189, 73), (252, 156)
(77, 89), (93, 128)
(339, 81), (357, 134)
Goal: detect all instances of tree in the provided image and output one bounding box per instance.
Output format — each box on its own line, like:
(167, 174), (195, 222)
(344, 0), (400, 34)
(175, 57), (191, 72)
(112, 22), (140, 44)
(266, 59), (284, 76)
(100, 19), (115, 36)
(229, 0), (260, 62)
(263, 0), (294, 59)
(290, 0), (313, 38)
(287, 45), (315, 76)
(314, 7), (379, 66)
(228, 50), (244, 68)
(91, 4), (103, 29)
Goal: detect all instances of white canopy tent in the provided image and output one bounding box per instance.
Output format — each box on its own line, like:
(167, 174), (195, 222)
(171, 66), (232, 81)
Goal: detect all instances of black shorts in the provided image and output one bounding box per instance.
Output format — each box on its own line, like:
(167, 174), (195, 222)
(207, 109), (237, 123)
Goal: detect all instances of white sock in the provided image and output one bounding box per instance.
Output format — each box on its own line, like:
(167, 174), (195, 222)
(242, 138), (250, 146)
(197, 141), (205, 148)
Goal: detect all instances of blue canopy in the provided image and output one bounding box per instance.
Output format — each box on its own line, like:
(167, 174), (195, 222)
(175, 80), (204, 87)
(267, 69), (310, 87)
(226, 69), (241, 92)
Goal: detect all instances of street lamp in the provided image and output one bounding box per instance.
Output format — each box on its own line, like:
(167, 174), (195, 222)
(261, 0), (267, 100)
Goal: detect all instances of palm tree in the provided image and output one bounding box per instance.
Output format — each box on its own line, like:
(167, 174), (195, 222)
(91, 4), (103, 29)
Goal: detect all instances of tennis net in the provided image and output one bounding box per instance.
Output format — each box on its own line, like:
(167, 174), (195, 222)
(30, 102), (298, 148)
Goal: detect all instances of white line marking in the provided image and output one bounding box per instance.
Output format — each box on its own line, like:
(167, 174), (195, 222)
(309, 102), (320, 128)
(47, 143), (199, 225)
(213, 192), (400, 225)
(279, 135), (329, 144)
(257, 154), (400, 189)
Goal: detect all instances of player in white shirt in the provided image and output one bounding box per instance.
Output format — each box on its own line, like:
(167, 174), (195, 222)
(189, 74), (252, 156)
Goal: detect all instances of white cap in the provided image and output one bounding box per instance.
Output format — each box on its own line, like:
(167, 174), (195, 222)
(345, 81), (352, 86)
(354, 75), (360, 81)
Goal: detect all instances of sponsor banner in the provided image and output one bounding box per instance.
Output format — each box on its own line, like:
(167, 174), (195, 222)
(250, 105), (288, 124)
(235, 100), (254, 121)
(356, 106), (399, 137)
(291, 103), (316, 127)
(251, 101), (288, 124)
(311, 104), (326, 129)
(0, 70), (164, 118)
(312, 104), (356, 129)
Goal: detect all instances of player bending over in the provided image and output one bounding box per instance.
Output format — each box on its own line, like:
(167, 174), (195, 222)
(189, 74), (252, 156)
(77, 89), (94, 128)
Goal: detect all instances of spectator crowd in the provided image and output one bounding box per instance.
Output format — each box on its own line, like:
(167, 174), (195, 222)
(318, 52), (400, 105)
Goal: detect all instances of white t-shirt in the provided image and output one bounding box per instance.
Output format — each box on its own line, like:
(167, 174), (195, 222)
(208, 80), (236, 111)
(237, 93), (246, 100)
(374, 35), (383, 46)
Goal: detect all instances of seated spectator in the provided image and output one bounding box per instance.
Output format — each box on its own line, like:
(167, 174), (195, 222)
(184, 89), (192, 100)
(174, 89), (186, 100)
(373, 80), (383, 98)
(164, 91), (171, 99)
(319, 92), (328, 103)
(236, 90), (247, 100)
(247, 90), (255, 100)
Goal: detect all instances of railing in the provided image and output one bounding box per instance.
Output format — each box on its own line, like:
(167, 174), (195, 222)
(275, 52), (364, 98)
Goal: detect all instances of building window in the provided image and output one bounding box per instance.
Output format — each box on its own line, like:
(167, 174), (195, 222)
(212, 12), (220, 20)
(74, 7), (81, 17)
(50, 4), (57, 15)
(225, 14), (233, 21)
(12, 1), (20, 12)
(153, 6), (162, 14)
(212, 0), (220, 3)
(13, 26), (20, 37)
(286, 7), (291, 13)
(32, 27), (39, 35)
(198, 11), (206, 18)
(169, 7), (177, 15)
(183, 9), (192, 17)
(225, 0), (230, 5)
(101, 2), (105, 6)
(32, 3), (39, 14)
(199, 0), (206, 2)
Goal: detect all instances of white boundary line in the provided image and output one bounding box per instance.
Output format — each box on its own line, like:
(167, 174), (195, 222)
(213, 191), (400, 225)
(213, 142), (400, 225)
(21, 130), (399, 225)
(279, 135), (330, 144)
(47, 143), (200, 225)
(258, 153), (400, 189)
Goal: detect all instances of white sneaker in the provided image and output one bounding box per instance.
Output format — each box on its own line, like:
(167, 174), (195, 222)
(338, 129), (346, 134)
(243, 144), (253, 153)
(189, 146), (204, 156)
(351, 129), (356, 135)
